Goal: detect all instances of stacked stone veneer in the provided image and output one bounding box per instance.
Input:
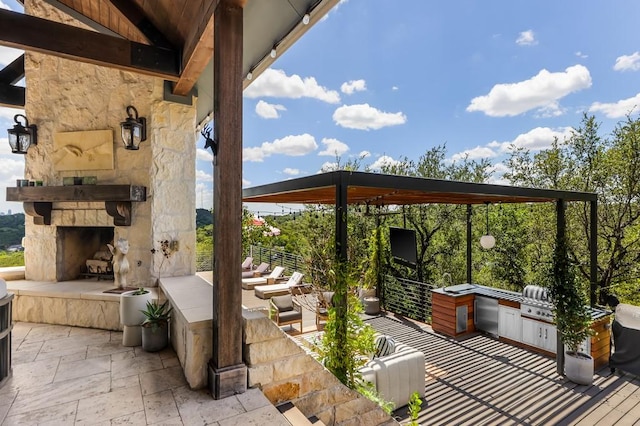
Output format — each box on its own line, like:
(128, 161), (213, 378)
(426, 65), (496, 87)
(21, 0), (196, 285)
(243, 310), (397, 426)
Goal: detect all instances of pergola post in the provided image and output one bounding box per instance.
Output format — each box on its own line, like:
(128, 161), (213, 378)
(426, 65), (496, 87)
(590, 200), (598, 306)
(208, 0), (246, 399)
(466, 204), (472, 283)
(556, 199), (566, 376)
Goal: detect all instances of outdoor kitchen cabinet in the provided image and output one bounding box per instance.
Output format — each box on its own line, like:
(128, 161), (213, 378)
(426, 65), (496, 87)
(498, 305), (522, 342)
(522, 317), (557, 353)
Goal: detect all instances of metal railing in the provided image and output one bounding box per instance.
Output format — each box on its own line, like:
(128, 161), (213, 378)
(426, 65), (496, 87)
(380, 275), (436, 324)
(248, 245), (306, 275)
(194, 245), (306, 275)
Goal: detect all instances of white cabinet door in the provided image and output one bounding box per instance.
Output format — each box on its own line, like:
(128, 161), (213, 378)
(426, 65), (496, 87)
(522, 318), (539, 347)
(498, 306), (522, 341)
(541, 323), (557, 353)
(521, 318), (557, 353)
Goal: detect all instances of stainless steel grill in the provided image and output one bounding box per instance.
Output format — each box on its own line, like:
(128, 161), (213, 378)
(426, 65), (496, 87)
(521, 285), (554, 321)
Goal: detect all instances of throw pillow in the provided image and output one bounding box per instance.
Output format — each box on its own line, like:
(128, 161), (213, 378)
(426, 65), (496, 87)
(374, 335), (396, 358)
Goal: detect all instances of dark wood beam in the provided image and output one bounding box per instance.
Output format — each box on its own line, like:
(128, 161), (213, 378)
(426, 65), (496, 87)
(0, 84), (24, 108)
(107, 0), (173, 49)
(209, 0), (246, 400)
(0, 9), (180, 81)
(171, 1), (218, 96)
(0, 54), (24, 85)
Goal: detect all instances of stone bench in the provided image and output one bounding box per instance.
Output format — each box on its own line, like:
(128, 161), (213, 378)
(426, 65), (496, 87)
(6, 279), (158, 330)
(158, 274), (213, 389)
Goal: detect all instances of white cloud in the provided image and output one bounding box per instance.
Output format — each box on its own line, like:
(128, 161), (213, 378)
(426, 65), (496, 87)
(369, 155), (399, 171)
(341, 79), (366, 95)
(0, 46), (21, 67)
(318, 137), (349, 156)
(516, 30), (537, 46)
(243, 133), (318, 162)
(283, 168), (300, 176)
(575, 51), (588, 59)
(466, 65), (592, 117)
(333, 103), (407, 130)
(244, 69), (340, 104)
(451, 146), (498, 162)
(196, 169), (213, 182)
(392, 86), (399, 91)
(243, 179), (251, 186)
(321, 0), (348, 21)
(589, 93), (640, 118)
(0, 1), (11, 11)
(319, 162), (339, 172)
(613, 52), (640, 72)
(196, 148), (213, 162)
(255, 100), (286, 119)
(501, 126), (574, 152)
(359, 150), (371, 158)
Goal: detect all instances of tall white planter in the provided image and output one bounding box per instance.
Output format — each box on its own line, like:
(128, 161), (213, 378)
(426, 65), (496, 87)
(565, 351), (594, 385)
(120, 289), (153, 346)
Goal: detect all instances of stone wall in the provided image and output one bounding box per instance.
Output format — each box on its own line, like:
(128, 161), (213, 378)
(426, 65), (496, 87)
(22, 0), (196, 285)
(243, 310), (397, 426)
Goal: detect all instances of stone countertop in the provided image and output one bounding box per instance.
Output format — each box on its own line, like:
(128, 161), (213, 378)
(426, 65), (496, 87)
(431, 283), (611, 320)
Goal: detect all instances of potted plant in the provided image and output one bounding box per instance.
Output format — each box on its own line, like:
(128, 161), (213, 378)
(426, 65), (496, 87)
(548, 230), (594, 385)
(141, 300), (172, 352)
(120, 287), (153, 346)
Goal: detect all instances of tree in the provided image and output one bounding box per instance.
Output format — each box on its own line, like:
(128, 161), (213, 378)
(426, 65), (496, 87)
(382, 145), (492, 284)
(506, 113), (640, 303)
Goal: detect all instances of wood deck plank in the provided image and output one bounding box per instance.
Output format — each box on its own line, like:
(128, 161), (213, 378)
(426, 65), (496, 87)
(365, 314), (640, 426)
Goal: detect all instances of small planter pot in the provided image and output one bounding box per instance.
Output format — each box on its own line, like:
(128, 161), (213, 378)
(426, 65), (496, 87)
(565, 351), (594, 385)
(142, 321), (169, 352)
(120, 289), (153, 346)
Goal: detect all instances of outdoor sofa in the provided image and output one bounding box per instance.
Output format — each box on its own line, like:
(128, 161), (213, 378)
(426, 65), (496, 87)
(359, 337), (426, 408)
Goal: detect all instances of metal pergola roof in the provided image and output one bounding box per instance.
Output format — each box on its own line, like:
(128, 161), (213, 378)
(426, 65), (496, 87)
(242, 170), (598, 206)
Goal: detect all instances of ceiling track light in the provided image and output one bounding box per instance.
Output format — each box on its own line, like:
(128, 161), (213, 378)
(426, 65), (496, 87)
(302, 13), (310, 25)
(246, 70), (253, 81)
(270, 47), (277, 59)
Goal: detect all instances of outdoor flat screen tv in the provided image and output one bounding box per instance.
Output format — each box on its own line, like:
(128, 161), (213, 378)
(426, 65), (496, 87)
(389, 227), (417, 268)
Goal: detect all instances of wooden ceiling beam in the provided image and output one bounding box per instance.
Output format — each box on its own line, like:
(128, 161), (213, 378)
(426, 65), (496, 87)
(0, 8), (180, 81)
(171, 0), (219, 96)
(0, 54), (24, 85)
(107, 0), (173, 49)
(0, 84), (25, 108)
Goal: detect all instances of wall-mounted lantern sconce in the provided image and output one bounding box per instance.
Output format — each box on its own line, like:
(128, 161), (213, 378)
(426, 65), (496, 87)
(120, 105), (147, 150)
(8, 114), (37, 154)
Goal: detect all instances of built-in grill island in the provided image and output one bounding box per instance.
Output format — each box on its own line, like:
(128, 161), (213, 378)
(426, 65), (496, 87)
(431, 283), (612, 369)
(520, 284), (554, 321)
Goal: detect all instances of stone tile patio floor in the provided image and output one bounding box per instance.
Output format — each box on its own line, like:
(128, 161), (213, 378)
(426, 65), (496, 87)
(0, 322), (290, 425)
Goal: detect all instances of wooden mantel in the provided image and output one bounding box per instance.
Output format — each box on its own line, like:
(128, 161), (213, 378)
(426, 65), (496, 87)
(6, 185), (147, 226)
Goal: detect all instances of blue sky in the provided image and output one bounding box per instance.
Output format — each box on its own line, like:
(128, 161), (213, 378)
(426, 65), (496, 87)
(2, 0), (640, 215)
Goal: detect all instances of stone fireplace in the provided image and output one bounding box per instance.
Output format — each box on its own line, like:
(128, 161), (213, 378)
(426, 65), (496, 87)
(17, 0), (198, 286)
(56, 226), (114, 282)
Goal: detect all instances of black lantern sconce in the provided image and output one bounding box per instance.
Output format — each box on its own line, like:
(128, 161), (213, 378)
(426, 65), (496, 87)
(8, 114), (37, 154)
(120, 105), (147, 150)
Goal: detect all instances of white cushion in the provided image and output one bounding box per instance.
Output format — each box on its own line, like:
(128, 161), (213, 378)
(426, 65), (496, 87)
(374, 335), (396, 358)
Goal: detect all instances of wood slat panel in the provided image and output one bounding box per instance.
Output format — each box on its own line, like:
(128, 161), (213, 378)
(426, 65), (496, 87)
(365, 315), (638, 426)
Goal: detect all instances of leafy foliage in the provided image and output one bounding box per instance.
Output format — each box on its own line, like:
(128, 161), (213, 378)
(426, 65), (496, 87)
(548, 226), (593, 353)
(141, 300), (172, 332)
(0, 213), (25, 250)
(0, 251), (24, 267)
(407, 391), (423, 426)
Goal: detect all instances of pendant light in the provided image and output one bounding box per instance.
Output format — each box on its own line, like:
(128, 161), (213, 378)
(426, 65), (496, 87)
(480, 202), (496, 249)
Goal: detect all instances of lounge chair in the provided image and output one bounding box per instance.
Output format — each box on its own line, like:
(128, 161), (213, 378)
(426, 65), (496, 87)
(254, 272), (307, 299)
(269, 294), (302, 332)
(242, 266), (285, 290)
(241, 256), (253, 271)
(241, 262), (269, 278)
(316, 291), (334, 329)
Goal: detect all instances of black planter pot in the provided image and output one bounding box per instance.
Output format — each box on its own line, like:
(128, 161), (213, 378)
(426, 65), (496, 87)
(141, 321), (169, 352)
